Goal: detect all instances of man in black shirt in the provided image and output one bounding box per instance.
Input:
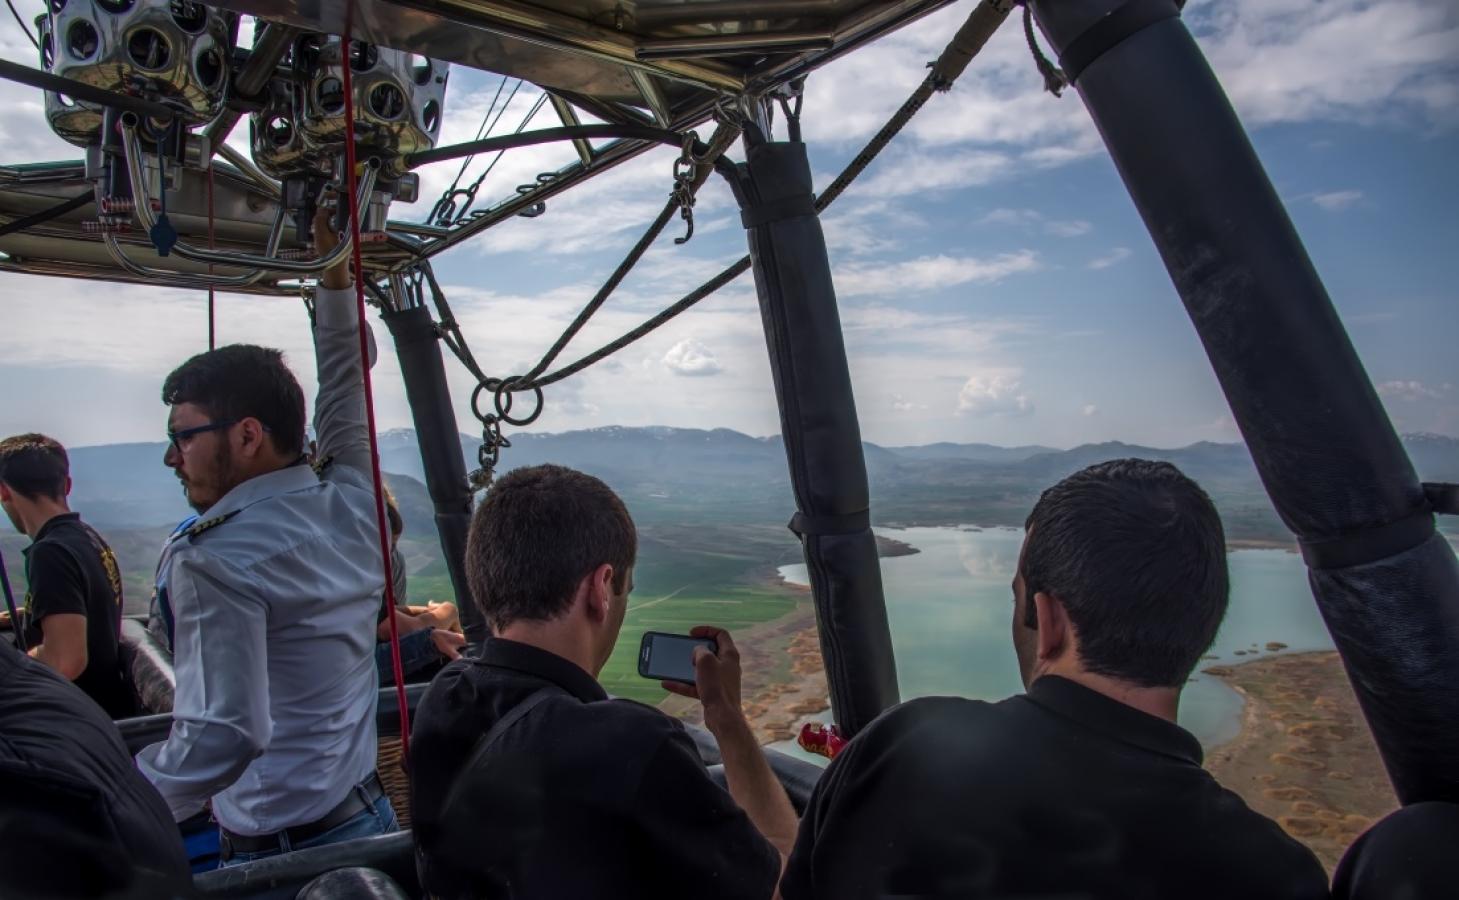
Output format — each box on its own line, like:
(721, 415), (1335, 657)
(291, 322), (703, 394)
(0, 433), (132, 718)
(781, 459), (1329, 900)
(411, 464), (795, 899)
(0, 638), (189, 897)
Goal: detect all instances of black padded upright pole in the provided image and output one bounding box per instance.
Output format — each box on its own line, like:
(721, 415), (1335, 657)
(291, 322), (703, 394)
(1029, 0), (1459, 803)
(728, 138), (900, 736)
(382, 305), (484, 645)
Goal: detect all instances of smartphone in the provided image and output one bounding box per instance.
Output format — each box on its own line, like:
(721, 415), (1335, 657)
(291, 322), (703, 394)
(638, 631), (716, 684)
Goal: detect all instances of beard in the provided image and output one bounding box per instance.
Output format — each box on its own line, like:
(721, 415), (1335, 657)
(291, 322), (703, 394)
(183, 440), (240, 513)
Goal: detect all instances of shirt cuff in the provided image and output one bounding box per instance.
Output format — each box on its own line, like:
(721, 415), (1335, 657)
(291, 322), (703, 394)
(314, 285), (361, 330)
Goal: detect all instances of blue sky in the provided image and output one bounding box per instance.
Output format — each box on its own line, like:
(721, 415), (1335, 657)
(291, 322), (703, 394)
(0, 0), (1455, 450)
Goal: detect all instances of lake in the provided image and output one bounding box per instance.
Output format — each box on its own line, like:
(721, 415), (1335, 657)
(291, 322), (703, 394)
(777, 526), (1337, 752)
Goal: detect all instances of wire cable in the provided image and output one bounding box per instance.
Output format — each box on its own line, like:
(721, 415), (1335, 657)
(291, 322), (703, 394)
(340, 38), (412, 762)
(5, 0), (39, 52)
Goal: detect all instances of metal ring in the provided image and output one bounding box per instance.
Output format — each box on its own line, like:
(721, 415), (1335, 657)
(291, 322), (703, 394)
(494, 376), (545, 427)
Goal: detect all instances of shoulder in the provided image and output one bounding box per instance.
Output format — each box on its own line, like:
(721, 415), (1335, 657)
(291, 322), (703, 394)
(25, 536), (81, 571)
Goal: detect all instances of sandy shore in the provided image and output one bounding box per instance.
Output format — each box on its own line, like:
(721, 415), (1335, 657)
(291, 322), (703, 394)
(1203, 651), (1396, 872)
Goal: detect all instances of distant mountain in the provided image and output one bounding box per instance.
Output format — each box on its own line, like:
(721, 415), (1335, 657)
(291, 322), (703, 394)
(58, 427), (1456, 539)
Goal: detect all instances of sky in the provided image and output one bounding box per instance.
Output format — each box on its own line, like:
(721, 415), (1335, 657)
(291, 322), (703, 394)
(0, 0), (1455, 452)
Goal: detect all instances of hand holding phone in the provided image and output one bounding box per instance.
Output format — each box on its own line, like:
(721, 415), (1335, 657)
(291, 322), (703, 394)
(652, 626), (747, 739)
(638, 631), (717, 685)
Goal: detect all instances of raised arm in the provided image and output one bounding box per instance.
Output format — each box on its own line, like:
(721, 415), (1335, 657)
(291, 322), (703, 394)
(310, 205), (377, 484)
(135, 549), (271, 821)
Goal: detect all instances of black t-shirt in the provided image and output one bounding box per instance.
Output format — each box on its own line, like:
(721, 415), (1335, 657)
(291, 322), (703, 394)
(0, 640), (189, 898)
(782, 676), (1330, 900)
(410, 638), (780, 900)
(19, 512), (132, 718)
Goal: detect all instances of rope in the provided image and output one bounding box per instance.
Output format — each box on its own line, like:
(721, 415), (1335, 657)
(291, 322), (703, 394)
(340, 36), (412, 762)
(1021, 3), (1068, 96)
(4, 0), (38, 52)
(0, 192), (93, 237)
(207, 164), (216, 350)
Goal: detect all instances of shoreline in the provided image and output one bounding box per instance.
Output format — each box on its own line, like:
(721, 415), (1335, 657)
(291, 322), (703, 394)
(1203, 650), (1395, 872)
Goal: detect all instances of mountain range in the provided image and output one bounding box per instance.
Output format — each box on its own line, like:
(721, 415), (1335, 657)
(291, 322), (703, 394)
(50, 427), (1459, 542)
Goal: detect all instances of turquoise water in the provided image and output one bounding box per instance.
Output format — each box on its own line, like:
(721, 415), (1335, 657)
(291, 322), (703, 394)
(776, 526), (1336, 755)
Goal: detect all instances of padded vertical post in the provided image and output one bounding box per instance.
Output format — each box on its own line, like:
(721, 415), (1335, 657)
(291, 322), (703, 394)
(730, 138), (900, 736)
(1029, 0), (1459, 803)
(382, 305), (483, 644)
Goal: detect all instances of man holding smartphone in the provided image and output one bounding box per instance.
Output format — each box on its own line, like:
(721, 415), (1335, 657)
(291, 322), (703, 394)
(409, 464), (797, 900)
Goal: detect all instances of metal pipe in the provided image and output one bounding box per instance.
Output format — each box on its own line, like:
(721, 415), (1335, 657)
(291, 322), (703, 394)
(405, 124), (689, 169)
(102, 232), (269, 288)
(120, 115), (374, 275)
(204, 23), (302, 149)
(0, 58), (178, 121)
(628, 69), (672, 126)
(547, 93), (595, 167)
(217, 144), (282, 199)
(636, 32), (835, 61)
(1029, 0), (1459, 804)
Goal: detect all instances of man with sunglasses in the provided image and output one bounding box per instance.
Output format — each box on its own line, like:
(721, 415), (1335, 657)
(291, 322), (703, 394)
(136, 207), (397, 864)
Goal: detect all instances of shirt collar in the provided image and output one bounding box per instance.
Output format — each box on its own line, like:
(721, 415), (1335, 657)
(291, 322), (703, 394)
(1025, 675), (1204, 765)
(200, 463), (318, 522)
(27, 511), (81, 547)
(474, 637), (608, 704)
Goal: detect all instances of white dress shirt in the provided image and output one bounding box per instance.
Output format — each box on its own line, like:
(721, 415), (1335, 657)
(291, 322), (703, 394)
(136, 287), (386, 835)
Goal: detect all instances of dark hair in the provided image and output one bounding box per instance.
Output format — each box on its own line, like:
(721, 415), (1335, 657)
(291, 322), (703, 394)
(1021, 458), (1229, 688)
(161, 345), (306, 458)
(383, 484), (403, 538)
(466, 464), (636, 631)
(0, 433), (69, 500)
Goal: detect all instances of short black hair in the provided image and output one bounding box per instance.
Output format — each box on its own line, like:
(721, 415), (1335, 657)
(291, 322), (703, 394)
(1021, 458), (1229, 688)
(161, 345), (306, 458)
(466, 464), (636, 631)
(0, 433), (69, 501)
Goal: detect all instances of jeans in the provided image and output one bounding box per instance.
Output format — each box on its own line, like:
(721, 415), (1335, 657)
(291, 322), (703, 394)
(218, 790), (399, 867)
(376, 626), (442, 686)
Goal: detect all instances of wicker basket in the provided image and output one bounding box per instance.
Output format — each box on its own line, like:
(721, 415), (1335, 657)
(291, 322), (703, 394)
(377, 736), (412, 829)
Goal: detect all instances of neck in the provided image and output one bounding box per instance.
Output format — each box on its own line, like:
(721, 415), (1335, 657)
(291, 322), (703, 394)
(495, 621), (599, 680)
(20, 499), (71, 540)
(1042, 669), (1180, 723)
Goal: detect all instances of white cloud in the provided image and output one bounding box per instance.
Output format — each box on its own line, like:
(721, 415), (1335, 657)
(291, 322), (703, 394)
(662, 338), (723, 377)
(956, 375), (1033, 418)
(1082, 404), (1099, 417)
(854, 149), (1012, 199)
(836, 250), (1038, 298)
(1045, 219), (1093, 238)
(1087, 247), (1133, 270)
(1377, 380), (1445, 402)
(1311, 189), (1364, 212)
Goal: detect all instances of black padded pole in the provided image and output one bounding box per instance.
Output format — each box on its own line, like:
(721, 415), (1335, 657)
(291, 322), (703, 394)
(1029, 0), (1459, 803)
(382, 305), (484, 645)
(728, 138), (899, 736)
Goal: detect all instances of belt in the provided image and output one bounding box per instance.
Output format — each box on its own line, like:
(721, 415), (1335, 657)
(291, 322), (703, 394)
(219, 772), (385, 858)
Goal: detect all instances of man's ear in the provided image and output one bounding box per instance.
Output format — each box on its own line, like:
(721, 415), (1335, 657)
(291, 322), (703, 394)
(0, 482), (11, 503)
(236, 418), (268, 458)
(582, 563), (615, 623)
(63, 476), (73, 498)
(1033, 591), (1070, 664)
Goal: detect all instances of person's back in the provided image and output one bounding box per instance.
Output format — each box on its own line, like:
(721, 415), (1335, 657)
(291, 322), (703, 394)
(781, 459), (1330, 900)
(411, 464), (792, 900)
(0, 639), (188, 897)
(0, 433), (132, 718)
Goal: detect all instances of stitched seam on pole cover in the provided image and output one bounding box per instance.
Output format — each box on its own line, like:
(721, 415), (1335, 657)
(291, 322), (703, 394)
(1298, 509), (1436, 570)
(740, 194), (816, 229)
(788, 510), (871, 537)
(1057, 0), (1180, 84)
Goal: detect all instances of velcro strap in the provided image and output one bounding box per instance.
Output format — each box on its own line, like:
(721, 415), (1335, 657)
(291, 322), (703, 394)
(1058, 0), (1181, 84)
(1424, 482), (1459, 516)
(788, 509), (870, 537)
(741, 194), (817, 230)
(1298, 509), (1436, 571)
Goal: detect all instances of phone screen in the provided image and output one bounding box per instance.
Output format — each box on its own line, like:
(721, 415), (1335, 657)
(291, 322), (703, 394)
(638, 632), (716, 684)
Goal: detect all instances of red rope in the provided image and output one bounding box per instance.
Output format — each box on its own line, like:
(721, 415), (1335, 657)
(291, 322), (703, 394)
(207, 163), (216, 349)
(340, 37), (412, 762)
